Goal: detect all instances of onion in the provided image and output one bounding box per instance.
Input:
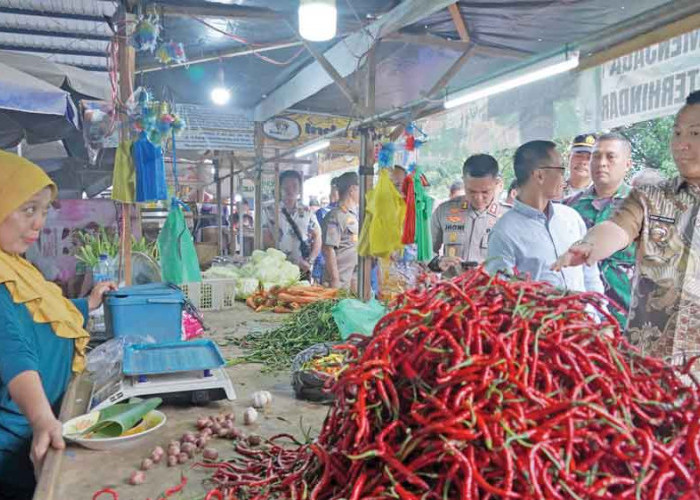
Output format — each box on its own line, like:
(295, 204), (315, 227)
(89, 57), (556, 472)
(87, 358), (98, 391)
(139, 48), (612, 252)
(226, 412), (235, 422)
(217, 428), (229, 438)
(211, 423), (223, 434)
(247, 435), (262, 446)
(181, 432), (197, 444)
(140, 458), (153, 471)
(151, 446), (164, 463)
(228, 428), (243, 440)
(243, 407), (258, 425)
(167, 444), (180, 456)
(195, 437), (208, 449)
(178, 452), (189, 464)
(200, 427), (213, 438)
(181, 442), (196, 458)
(167, 455), (178, 467)
(129, 470), (146, 485)
(202, 447), (219, 461)
(196, 417), (210, 429)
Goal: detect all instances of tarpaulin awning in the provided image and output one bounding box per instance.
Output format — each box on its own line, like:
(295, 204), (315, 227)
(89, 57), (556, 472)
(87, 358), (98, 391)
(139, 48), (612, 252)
(0, 60), (78, 148)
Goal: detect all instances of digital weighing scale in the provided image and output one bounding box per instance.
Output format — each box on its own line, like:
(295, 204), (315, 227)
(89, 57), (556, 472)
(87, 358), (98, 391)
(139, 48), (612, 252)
(92, 285), (237, 412)
(89, 366), (236, 411)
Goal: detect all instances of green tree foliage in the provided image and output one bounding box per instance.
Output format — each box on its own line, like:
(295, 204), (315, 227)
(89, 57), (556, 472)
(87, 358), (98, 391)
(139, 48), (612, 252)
(615, 116), (677, 178)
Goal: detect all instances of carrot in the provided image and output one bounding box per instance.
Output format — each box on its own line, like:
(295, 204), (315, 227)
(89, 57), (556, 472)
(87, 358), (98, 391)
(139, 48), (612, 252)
(277, 293), (319, 304)
(273, 306), (293, 314)
(246, 296), (256, 309)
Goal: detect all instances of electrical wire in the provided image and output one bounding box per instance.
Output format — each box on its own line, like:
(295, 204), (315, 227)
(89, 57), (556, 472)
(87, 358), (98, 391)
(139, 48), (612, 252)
(190, 16), (306, 66)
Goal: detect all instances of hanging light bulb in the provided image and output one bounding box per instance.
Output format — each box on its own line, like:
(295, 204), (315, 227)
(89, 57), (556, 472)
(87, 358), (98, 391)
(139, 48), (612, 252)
(299, 0), (337, 42)
(211, 62), (231, 106)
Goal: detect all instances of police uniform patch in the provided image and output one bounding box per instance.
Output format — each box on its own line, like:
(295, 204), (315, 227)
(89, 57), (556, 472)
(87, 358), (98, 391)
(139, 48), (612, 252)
(448, 232), (458, 243)
(446, 216), (464, 223)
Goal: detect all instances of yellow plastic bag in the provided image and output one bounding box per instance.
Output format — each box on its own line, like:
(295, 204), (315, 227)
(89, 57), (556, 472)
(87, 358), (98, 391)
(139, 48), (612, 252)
(111, 140), (135, 202)
(359, 169), (406, 258)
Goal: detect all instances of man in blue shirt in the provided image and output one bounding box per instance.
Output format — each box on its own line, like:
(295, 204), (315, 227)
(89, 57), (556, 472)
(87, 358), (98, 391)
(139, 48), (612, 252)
(486, 140), (604, 294)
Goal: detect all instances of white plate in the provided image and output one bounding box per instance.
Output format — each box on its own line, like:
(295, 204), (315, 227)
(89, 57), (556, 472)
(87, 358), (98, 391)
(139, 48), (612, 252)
(62, 410), (166, 451)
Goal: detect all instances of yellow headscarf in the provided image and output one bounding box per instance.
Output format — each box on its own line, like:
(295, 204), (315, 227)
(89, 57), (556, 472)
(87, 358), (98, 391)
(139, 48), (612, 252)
(0, 151), (89, 373)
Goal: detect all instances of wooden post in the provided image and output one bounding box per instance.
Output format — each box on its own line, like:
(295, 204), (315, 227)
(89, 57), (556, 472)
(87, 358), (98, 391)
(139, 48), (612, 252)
(273, 148), (281, 248)
(229, 152), (235, 255)
(253, 122), (264, 250)
(215, 156), (223, 256)
(357, 44), (376, 301)
(117, 11), (135, 286)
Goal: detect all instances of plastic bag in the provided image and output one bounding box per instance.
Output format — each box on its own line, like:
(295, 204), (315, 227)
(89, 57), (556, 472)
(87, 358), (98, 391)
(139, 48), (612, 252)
(291, 342), (339, 402)
(332, 298), (386, 339)
(158, 201), (202, 284)
(377, 255), (422, 302)
(86, 337), (125, 386)
(133, 131), (168, 202)
(359, 169), (406, 258)
(111, 140), (135, 202)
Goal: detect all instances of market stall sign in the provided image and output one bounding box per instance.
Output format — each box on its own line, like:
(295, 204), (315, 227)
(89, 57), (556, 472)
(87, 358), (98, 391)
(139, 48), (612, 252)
(174, 104), (254, 150)
(601, 28), (700, 129)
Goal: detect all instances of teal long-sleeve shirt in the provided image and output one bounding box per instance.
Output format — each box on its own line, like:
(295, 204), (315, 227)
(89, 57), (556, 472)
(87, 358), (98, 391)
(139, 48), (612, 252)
(0, 284), (88, 490)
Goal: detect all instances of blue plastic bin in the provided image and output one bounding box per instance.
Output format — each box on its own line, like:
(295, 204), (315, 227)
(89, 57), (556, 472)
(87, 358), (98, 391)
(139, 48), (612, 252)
(104, 283), (184, 342)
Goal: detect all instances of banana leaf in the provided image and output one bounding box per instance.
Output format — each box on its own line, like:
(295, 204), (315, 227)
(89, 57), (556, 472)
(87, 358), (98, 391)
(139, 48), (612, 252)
(80, 397), (162, 438)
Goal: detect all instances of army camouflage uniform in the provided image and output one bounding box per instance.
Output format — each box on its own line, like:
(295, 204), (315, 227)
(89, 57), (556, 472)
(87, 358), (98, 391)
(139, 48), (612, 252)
(610, 177), (700, 360)
(431, 197), (507, 263)
(565, 184), (636, 326)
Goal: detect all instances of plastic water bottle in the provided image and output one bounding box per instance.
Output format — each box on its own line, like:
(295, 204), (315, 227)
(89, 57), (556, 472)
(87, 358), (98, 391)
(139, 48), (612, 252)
(91, 255), (113, 335)
(93, 254), (113, 283)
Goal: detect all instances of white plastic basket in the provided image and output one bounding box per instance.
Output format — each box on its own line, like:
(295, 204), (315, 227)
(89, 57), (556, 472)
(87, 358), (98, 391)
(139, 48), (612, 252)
(181, 279), (237, 311)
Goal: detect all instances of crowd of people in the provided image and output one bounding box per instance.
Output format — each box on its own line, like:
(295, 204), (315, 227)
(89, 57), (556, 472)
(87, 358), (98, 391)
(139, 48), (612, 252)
(264, 90), (699, 361)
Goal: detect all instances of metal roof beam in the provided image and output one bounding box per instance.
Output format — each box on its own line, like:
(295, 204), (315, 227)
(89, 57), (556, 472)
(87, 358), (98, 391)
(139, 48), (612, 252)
(0, 44), (106, 58)
(157, 1), (281, 20)
(254, 0), (458, 121)
(0, 26), (112, 42)
(0, 6), (108, 23)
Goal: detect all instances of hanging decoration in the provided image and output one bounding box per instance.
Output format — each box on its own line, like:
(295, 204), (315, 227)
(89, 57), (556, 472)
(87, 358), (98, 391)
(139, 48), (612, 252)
(131, 12), (161, 53)
(377, 143), (395, 168)
(155, 41), (187, 65)
(127, 88), (185, 147)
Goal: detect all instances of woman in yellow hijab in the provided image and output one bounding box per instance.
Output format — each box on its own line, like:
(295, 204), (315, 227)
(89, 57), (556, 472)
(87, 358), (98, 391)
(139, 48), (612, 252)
(0, 151), (115, 500)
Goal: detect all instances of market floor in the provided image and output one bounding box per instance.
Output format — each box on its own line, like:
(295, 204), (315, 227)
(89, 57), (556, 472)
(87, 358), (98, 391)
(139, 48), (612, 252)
(50, 304), (330, 500)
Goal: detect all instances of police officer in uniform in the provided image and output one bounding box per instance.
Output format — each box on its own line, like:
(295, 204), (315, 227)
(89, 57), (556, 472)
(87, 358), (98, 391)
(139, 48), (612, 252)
(429, 154), (507, 272)
(430, 154), (507, 273)
(322, 172), (360, 292)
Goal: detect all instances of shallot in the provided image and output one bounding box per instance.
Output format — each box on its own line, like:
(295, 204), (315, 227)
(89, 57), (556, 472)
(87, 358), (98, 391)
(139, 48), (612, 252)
(140, 458), (153, 471)
(151, 446), (164, 463)
(177, 452), (189, 464)
(129, 470), (146, 485)
(167, 455), (178, 467)
(202, 447), (219, 461)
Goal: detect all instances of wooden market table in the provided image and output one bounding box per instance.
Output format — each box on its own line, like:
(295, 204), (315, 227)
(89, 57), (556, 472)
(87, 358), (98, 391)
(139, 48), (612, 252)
(34, 302), (330, 500)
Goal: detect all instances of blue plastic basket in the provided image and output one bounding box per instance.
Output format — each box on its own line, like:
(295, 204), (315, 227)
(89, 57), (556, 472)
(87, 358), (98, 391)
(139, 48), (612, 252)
(123, 339), (225, 375)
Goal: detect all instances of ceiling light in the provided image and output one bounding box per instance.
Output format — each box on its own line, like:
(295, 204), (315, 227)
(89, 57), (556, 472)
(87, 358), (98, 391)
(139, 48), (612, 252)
(295, 140), (330, 158)
(211, 61), (231, 106)
(299, 0), (337, 42)
(211, 87), (231, 106)
(444, 50), (580, 109)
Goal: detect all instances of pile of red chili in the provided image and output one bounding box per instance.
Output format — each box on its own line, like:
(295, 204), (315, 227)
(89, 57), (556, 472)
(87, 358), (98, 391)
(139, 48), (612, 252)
(201, 269), (700, 499)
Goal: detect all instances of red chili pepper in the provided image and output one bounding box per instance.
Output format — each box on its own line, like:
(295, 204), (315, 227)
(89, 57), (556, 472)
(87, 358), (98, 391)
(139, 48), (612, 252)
(92, 488), (118, 500)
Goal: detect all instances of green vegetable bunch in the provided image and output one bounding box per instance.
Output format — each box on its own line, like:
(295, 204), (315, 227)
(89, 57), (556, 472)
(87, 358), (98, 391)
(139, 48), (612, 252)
(74, 229), (159, 268)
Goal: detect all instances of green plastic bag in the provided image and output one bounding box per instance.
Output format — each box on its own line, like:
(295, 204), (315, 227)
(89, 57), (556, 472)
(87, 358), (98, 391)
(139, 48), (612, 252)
(332, 298), (386, 339)
(158, 201), (201, 284)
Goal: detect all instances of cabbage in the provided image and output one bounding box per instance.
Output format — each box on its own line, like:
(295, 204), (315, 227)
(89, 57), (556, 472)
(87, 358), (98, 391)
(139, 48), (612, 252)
(202, 265), (239, 279)
(237, 277), (260, 299)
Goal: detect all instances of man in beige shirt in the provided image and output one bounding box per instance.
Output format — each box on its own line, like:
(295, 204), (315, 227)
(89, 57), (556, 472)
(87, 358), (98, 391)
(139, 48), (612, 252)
(430, 154), (507, 273)
(322, 172), (360, 291)
(554, 91), (700, 360)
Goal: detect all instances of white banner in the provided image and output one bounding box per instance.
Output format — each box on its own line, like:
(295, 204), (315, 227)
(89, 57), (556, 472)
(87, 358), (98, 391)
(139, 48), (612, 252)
(174, 104), (255, 151)
(601, 29), (700, 129)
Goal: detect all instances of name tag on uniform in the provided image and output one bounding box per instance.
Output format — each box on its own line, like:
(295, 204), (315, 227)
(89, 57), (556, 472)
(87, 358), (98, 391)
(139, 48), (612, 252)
(649, 214), (676, 224)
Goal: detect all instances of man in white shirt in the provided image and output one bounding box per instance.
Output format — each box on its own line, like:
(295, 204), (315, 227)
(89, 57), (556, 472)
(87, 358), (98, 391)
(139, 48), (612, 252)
(262, 170), (321, 278)
(486, 140), (604, 294)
